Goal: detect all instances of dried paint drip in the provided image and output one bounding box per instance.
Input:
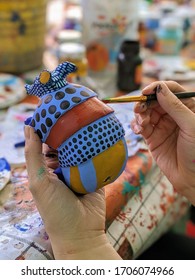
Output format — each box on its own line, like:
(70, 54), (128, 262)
(37, 167), (46, 179)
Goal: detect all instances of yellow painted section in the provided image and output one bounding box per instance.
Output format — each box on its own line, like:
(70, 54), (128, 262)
(69, 139), (127, 194)
(70, 166), (87, 194)
(93, 139), (126, 189)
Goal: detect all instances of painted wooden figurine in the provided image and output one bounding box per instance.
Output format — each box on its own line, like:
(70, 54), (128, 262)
(25, 62), (128, 194)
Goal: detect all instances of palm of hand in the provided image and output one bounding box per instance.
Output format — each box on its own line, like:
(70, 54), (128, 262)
(33, 171), (106, 243)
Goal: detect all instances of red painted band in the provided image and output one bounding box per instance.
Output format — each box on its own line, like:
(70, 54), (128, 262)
(45, 97), (113, 149)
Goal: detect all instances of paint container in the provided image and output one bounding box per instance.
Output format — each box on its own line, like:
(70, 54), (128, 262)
(156, 17), (183, 56)
(144, 13), (159, 50)
(56, 30), (82, 45)
(63, 1), (82, 31)
(0, 0), (47, 74)
(117, 40), (142, 93)
(58, 43), (88, 83)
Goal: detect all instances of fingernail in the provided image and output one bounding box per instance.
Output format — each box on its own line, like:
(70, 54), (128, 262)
(24, 125), (30, 139)
(137, 114), (143, 125)
(156, 84), (162, 94)
(141, 102), (147, 111)
(136, 102), (147, 113)
(133, 124), (142, 134)
(131, 121), (142, 134)
(24, 116), (32, 125)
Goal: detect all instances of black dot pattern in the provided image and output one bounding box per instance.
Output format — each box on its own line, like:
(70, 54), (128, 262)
(31, 84), (97, 142)
(58, 113), (125, 167)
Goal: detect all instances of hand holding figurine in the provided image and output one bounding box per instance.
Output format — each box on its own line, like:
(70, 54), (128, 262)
(131, 81), (195, 206)
(24, 62), (125, 259)
(25, 62), (127, 194)
(24, 125), (121, 260)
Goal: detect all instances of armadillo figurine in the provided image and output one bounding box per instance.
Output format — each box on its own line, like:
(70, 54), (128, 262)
(25, 62), (128, 194)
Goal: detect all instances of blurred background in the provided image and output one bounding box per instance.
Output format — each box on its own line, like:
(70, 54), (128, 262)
(1, 0), (195, 99)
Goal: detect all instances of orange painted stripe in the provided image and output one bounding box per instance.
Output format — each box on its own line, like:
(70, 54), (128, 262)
(46, 97), (113, 149)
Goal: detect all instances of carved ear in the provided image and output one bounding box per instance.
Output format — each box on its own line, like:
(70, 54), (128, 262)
(39, 70), (51, 84)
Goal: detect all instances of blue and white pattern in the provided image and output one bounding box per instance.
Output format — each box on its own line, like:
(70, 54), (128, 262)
(25, 62), (77, 97)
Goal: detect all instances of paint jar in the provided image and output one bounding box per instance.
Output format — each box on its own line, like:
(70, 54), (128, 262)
(63, 0), (82, 31)
(117, 40), (142, 93)
(0, 0), (47, 74)
(144, 14), (159, 50)
(156, 17), (183, 56)
(56, 30), (82, 45)
(58, 42), (88, 82)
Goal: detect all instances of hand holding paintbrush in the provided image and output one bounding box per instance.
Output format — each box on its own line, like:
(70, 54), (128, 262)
(130, 80), (195, 206)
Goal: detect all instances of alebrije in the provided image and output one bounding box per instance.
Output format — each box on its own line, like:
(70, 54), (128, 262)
(25, 61), (128, 194)
(25, 62), (77, 97)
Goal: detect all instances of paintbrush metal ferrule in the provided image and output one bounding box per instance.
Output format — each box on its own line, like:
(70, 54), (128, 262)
(102, 95), (148, 103)
(102, 91), (195, 104)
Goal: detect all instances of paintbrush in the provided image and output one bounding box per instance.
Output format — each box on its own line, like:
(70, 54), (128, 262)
(102, 91), (195, 103)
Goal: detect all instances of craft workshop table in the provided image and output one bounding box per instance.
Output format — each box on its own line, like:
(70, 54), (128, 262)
(0, 92), (189, 260)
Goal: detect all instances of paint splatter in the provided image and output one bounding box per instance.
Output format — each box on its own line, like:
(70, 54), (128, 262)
(122, 181), (140, 195)
(37, 167), (46, 179)
(14, 223), (32, 232)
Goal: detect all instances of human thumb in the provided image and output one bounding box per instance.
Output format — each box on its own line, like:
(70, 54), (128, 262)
(156, 82), (195, 131)
(24, 125), (49, 195)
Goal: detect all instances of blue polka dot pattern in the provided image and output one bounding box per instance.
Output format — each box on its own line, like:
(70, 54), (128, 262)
(30, 84), (97, 142)
(58, 113), (125, 167)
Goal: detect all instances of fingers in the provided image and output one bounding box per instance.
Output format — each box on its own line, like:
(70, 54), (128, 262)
(131, 101), (161, 139)
(131, 101), (151, 136)
(134, 102), (148, 114)
(131, 114), (155, 139)
(24, 125), (49, 193)
(42, 144), (59, 170)
(133, 80), (195, 136)
(156, 82), (195, 131)
(142, 80), (185, 95)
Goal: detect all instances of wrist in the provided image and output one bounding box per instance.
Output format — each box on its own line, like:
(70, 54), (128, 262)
(50, 232), (121, 260)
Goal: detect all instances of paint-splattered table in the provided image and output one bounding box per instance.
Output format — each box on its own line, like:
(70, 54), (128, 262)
(105, 151), (189, 259)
